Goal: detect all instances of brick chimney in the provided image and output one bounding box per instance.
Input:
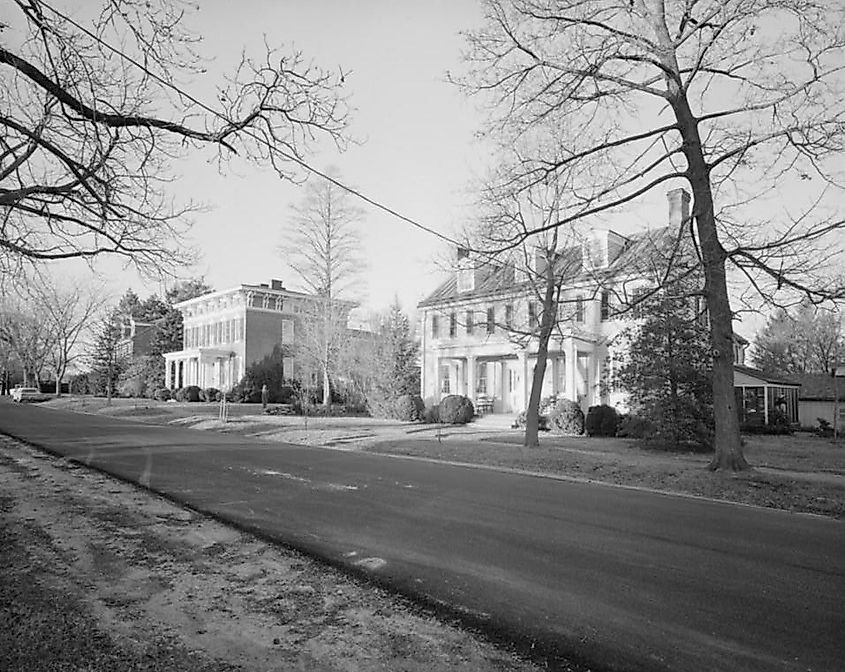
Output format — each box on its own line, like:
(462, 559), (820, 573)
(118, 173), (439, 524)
(667, 188), (691, 228)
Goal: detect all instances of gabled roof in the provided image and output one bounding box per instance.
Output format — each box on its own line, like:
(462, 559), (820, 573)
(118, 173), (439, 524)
(418, 226), (684, 308)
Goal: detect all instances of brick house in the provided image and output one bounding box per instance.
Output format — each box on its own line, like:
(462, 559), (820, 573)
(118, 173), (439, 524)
(163, 280), (346, 391)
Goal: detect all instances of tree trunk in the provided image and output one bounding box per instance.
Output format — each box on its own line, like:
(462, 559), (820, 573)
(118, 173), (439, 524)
(322, 363), (331, 406)
(524, 262), (557, 448)
(671, 95), (748, 471)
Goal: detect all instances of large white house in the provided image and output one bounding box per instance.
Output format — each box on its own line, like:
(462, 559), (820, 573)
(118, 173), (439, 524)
(417, 189), (695, 414)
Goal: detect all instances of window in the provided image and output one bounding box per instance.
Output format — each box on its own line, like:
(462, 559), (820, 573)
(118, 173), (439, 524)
(505, 303), (513, 329)
(486, 307), (495, 334)
(281, 319), (294, 344)
(477, 364), (487, 395)
(431, 314), (439, 338)
(449, 312), (457, 338)
(440, 365), (451, 393)
(600, 291), (611, 321)
(528, 302), (537, 329)
(575, 295), (585, 323)
(466, 310), (474, 335)
(282, 357), (294, 379)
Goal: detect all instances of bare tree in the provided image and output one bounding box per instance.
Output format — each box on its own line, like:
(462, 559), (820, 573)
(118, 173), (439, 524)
(1, 0), (349, 277)
(27, 275), (104, 395)
(455, 0), (845, 470)
(280, 168), (364, 405)
(0, 295), (53, 387)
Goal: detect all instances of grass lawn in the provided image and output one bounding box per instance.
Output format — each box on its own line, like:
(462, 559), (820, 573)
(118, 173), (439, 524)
(364, 432), (845, 519)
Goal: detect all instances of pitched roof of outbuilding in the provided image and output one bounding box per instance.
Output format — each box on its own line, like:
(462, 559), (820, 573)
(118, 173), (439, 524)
(791, 372), (845, 401)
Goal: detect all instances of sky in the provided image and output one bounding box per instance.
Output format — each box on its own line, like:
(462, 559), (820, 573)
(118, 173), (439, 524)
(61, 0), (495, 315)
(32, 0), (844, 338)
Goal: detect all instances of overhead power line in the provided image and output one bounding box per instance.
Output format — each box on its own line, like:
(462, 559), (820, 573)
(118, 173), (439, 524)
(35, 0), (462, 248)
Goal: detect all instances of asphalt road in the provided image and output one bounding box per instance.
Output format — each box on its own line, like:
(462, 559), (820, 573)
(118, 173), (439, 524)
(1, 401), (843, 672)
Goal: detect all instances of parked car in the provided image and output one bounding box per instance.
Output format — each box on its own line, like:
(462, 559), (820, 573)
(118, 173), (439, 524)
(11, 387), (45, 403)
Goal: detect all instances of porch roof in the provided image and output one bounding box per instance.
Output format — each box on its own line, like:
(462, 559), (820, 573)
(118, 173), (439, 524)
(734, 365), (801, 388)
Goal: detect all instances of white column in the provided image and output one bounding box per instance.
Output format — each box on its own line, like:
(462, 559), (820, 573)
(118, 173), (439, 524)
(164, 359), (171, 390)
(517, 351), (528, 411)
(467, 355), (477, 399)
(566, 339), (577, 402)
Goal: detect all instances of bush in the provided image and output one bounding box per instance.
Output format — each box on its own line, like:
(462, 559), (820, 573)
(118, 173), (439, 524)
(296, 403), (368, 417)
(394, 394), (425, 421)
(438, 395), (475, 424)
(422, 404), (440, 424)
(203, 387), (221, 403)
(153, 388), (171, 402)
(616, 414), (655, 439)
(513, 410), (548, 431)
(585, 405), (619, 437)
(182, 385), (201, 402)
(547, 399), (585, 435)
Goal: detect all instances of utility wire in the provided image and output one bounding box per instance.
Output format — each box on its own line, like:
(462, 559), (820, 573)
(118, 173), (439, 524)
(36, 0), (462, 248)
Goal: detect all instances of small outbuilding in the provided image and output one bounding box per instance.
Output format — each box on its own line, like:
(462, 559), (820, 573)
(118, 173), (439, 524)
(793, 370), (845, 431)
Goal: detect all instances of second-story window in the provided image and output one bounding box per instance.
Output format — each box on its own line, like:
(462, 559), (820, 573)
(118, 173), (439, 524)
(431, 314), (439, 338)
(600, 291), (611, 321)
(486, 307), (495, 334)
(449, 312), (457, 338)
(466, 310), (474, 335)
(505, 303), (513, 329)
(528, 302), (537, 329)
(575, 295), (585, 323)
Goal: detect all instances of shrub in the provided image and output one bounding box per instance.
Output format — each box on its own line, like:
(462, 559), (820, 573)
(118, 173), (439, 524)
(513, 410), (548, 431)
(394, 394), (425, 421)
(204, 387), (221, 403)
(153, 388), (171, 402)
(422, 404), (440, 424)
(438, 395), (475, 424)
(296, 403), (368, 417)
(616, 414), (655, 439)
(183, 385), (201, 402)
(547, 399), (585, 435)
(585, 405), (619, 437)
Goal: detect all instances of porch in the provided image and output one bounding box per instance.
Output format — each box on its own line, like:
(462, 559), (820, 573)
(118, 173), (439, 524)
(164, 348), (239, 391)
(435, 347), (600, 415)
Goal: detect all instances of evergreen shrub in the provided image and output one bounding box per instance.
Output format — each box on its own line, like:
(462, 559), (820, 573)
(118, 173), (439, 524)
(548, 399), (584, 435)
(616, 414), (655, 439)
(394, 394), (425, 421)
(438, 395), (475, 424)
(183, 385), (201, 402)
(153, 388), (171, 402)
(513, 411), (549, 431)
(203, 387), (221, 402)
(585, 405), (619, 437)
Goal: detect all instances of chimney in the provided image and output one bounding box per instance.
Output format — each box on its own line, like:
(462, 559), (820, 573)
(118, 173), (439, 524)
(667, 188), (691, 228)
(456, 246), (470, 261)
(271, 279), (284, 291)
